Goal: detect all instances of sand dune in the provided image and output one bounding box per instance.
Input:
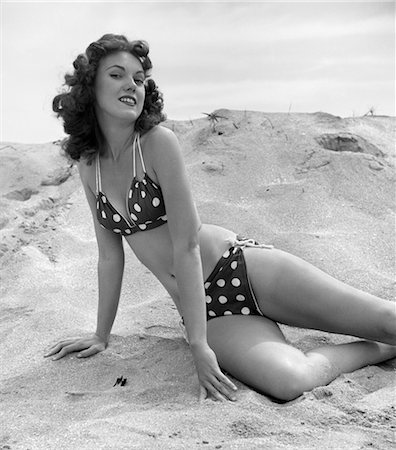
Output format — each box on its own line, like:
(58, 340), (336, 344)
(0, 111), (395, 449)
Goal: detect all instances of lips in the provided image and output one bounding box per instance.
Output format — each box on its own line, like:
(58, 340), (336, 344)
(119, 96), (137, 106)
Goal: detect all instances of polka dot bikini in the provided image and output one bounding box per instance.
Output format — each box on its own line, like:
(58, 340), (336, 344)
(204, 238), (274, 321)
(95, 133), (167, 236)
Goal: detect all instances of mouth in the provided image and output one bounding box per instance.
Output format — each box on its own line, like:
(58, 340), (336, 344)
(119, 96), (137, 107)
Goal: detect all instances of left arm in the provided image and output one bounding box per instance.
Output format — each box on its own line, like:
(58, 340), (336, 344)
(148, 126), (237, 401)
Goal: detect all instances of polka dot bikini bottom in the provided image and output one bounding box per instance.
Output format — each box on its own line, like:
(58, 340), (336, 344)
(204, 237), (274, 321)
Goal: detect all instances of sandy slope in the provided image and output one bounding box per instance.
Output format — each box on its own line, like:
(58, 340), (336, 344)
(0, 111), (395, 449)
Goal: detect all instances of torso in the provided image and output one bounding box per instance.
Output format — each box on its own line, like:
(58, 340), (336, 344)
(83, 129), (237, 310)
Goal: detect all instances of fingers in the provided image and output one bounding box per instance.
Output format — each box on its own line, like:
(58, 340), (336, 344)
(218, 372), (238, 393)
(205, 385), (228, 402)
(44, 339), (78, 357)
(211, 377), (237, 402)
(51, 342), (82, 360)
(200, 375), (237, 402)
(77, 345), (103, 358)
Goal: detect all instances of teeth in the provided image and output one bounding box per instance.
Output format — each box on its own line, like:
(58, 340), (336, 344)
(120, 97), (136, 105)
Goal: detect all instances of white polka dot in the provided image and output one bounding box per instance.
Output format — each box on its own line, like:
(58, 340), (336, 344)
(216, 279), (226, 287)
(152, 182), (158, 189)
(138, 224), (147, 230)
(222, 249), (230, 258)
(125, 229), (131, 234)
(113, 214), (121, 222)
(241, 307), (250, 315)
(208, 310), (216, 317)
(205, 295), (212, 304)
(143, 179), (147, 185)
(129, 190), (133, 199)
(101, 196), (106, 203)
(223, 311), (233, 316)
(134, 203), (141, 212)
(236, 294), (245, 301)
(204, 282), (211, 289)
(218, 295), (228, 304)
(135, 182), (139, 188)
(160, 215), (167, 221)
(101, 211), (107, 219)
(96, 201), (99, 209)
(231, 278), (241, 287)
(141, 191), (146, 198)
(130, 213), (138, 221)
(152, 197), (160, 207)
(230, 261), (238, 270)
(233, 248), (238, 254)
(113, 229), (121, 233)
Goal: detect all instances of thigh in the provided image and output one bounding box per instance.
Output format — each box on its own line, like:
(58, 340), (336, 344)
(244, 247), (391, 341)
(207, 315), (308, 398)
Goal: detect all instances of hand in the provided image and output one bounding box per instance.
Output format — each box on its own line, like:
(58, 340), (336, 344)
(190, 342), (237, 402)
(44, 334), (107, 360)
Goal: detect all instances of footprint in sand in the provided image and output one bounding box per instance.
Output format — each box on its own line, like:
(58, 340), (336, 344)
(201, 161), (224, 173)
(4, 188), (39, 201)
(315, 133), (384, 157)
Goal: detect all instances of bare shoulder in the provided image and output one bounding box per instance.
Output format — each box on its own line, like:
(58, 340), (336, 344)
(143, 124), (176, 141)
(142, 125), (180, 160)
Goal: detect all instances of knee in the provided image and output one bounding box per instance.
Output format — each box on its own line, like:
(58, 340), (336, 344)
(377, 302), (396, 345)
(260, 362), (312, 402)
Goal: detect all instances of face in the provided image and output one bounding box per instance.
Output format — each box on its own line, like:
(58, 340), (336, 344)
(94, 51), (146, 126)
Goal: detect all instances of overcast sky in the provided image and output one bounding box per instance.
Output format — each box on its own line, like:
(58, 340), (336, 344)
(1, 1), (394, 143)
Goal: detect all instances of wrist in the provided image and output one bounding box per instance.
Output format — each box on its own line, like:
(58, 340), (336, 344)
(95, 331), (109, 343)
(189, 339), (209, 350)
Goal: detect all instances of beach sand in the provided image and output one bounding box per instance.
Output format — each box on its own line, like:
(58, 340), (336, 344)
(0, 111), (395, 449)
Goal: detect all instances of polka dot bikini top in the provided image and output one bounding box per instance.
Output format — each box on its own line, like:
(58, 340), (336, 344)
(95, 133), (167, 236)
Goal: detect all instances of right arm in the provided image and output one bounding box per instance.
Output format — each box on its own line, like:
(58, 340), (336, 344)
(95, 235), (124, 343)
(44, 160), (125, 359)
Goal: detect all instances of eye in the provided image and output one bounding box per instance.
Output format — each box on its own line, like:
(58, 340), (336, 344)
(110, 73), (122, 79)
(135, 79), (144, 86)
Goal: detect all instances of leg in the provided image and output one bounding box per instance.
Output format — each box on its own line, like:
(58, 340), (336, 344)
(207, 315), (396, 401)
(244, 248), (396, 345)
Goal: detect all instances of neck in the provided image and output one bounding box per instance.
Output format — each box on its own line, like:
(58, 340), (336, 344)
(98, 119), (136, 161)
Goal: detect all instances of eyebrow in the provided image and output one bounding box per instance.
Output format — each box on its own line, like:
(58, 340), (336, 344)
(105, 64), (144, 75)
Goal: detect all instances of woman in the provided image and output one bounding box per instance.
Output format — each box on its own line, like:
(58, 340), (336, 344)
(46, 34), (396, 402)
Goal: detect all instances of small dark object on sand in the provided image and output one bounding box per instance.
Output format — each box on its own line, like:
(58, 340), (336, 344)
(113, 376), (127, 387)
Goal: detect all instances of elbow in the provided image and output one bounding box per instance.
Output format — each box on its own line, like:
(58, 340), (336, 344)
(98, 253), (125, 279)
(97, 234), (125, 264)
(98, 246), (125, 265)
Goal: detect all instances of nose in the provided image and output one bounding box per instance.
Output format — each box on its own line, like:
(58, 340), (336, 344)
(124, 76), (137, 91)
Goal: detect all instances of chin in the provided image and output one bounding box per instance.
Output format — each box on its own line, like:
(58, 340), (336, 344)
(119, 110), (142, 123)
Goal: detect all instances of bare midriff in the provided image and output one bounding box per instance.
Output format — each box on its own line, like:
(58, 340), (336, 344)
(124, 223), (237, 311)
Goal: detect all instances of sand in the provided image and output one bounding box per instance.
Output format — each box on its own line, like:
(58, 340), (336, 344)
(0, 111), (395, 449)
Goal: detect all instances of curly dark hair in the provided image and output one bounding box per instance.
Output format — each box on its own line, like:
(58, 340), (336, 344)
(53, 34), (166, 164)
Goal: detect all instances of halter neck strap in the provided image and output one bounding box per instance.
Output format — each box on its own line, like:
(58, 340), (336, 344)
(95, 154), (102, 194)
(133, 132), (147, 178)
